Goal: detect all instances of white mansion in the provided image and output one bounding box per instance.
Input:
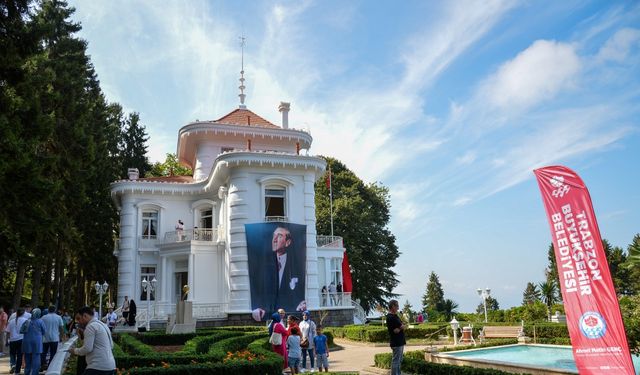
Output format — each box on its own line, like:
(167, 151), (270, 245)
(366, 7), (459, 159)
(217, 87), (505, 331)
(111, 100), (357, 325)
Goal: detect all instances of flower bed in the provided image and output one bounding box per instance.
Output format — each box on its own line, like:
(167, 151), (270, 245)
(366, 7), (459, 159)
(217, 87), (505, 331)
(112, 330), (283, 374)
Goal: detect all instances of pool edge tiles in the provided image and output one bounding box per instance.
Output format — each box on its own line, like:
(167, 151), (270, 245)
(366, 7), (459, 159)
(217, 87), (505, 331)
(433, 344), (578, 375)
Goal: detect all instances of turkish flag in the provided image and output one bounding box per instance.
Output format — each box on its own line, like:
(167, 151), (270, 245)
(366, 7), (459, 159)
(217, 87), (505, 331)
(341, 250), (353, 293)
(534, 166), (635, 374)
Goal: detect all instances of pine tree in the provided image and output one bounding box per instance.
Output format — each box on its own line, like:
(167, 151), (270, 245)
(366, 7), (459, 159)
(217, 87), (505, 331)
(422, 271), (445, 312)
(522, 282), (541, 305)
(120, 112), (151, 178)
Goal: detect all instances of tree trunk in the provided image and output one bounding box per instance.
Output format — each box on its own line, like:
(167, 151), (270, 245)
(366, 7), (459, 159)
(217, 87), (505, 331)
(42, 255), (53, 306)
(53, 242), (65, 308)
(12, 263), (26, 310)
(31, 262), (42, 307)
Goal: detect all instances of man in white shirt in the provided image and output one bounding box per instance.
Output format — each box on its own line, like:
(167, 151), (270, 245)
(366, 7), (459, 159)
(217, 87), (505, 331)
(71, 306), (116, 375)
(41, 305), (64, 369)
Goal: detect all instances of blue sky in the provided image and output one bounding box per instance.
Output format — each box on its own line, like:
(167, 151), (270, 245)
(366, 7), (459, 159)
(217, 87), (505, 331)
(69, 0), (640, 312)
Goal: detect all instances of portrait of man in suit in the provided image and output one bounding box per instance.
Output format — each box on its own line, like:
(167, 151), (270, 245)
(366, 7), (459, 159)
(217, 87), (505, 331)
(246, 222), (306, 319)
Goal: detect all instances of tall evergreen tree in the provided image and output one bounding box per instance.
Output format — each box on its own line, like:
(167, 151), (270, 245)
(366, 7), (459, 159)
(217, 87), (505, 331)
(422, 271), (445, 312)
(476, 295), (499, 313)
(314, 157), (400, 313)
(120, 112), (151, 178)
(522, 282), (541, 305)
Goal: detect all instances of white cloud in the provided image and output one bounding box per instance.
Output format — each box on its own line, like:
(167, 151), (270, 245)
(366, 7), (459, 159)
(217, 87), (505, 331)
(456, 151), (477, 165)
(596, 28), (640, 63)
(480, 40), (581, 111)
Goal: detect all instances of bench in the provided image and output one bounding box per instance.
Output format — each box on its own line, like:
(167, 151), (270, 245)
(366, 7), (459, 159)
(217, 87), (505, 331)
(479, 325), (525, 343)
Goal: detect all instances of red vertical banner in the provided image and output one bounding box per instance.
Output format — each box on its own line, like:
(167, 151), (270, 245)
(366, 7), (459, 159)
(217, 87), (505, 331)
(534, 166), (635, 374)
(341, 250), (353, 293)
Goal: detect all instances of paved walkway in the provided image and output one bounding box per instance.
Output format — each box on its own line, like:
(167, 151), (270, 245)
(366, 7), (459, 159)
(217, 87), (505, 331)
(324, 339), (433, 373)
(0, 353), (10, 373)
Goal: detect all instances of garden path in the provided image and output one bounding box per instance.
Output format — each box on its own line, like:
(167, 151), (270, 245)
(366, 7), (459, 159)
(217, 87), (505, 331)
(325, 338), (434, 373)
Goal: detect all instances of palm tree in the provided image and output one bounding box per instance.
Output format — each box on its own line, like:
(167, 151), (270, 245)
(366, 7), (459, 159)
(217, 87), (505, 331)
(539, 281), (559, 321)
(441, 299), (459, 321)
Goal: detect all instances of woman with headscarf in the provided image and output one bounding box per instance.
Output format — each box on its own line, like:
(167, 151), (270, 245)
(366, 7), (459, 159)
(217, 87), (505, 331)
(268, 312), (288, 369)
(22, 308), (46, 375)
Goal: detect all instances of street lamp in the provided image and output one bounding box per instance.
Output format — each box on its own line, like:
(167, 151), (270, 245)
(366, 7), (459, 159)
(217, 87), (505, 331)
(450, 317), (459, 346)
(477, 287), (491, 323)
(94, 281), (109, 319)
(141, 277), (157, 331)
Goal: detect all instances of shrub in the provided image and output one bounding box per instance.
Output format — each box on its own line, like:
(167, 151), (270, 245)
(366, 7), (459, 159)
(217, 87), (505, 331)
(375, 351), (513, 374)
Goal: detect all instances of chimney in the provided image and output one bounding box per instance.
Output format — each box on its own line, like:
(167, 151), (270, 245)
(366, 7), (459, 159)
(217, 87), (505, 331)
(128, 168), (139, 180)
(278, 102), (290, 129)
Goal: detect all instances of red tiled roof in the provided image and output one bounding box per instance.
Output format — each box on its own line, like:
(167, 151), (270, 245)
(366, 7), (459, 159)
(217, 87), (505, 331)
(214, 108), (279, 128)
(136, 175), (194, 183)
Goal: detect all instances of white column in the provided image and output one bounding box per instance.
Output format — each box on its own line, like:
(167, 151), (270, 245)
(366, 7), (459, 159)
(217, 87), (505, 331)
(303, 172), (320, 309)
(187, 253), (195, 301)
(227, 171), (251, 312)
(118, 195), (136, 306)
(161, 256), (168, 301)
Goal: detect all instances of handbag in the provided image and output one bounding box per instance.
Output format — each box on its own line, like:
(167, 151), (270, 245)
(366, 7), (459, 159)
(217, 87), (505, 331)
(19, 320), (31, 334)
(300, 337), (309, 348)
(269, 331), (282, 345)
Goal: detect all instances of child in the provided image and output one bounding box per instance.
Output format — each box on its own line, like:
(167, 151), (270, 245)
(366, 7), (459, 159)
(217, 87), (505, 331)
(287, 326), (302, 374)
(314, 324), (330, 372)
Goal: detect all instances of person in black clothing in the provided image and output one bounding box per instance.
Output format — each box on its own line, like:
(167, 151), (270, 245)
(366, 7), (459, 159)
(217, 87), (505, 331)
(386, 299), (406, 375)
(128, 299), (137, 326)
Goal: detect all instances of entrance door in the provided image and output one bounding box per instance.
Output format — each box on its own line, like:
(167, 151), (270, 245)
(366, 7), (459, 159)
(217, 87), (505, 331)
(174, 272), (188, 302)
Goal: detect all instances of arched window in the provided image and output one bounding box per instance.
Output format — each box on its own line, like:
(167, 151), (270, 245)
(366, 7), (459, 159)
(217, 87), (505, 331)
(258, 176), (295, 222)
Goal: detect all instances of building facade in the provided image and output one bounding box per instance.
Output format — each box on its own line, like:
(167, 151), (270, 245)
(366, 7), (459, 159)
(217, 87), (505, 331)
(111, 102), (354, 325)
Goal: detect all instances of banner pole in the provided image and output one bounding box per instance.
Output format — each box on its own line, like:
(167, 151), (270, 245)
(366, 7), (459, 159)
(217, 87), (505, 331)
(329, 164), (334, 237)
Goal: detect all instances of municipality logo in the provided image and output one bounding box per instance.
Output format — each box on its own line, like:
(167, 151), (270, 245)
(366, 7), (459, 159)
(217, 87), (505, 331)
(550, 176), (570, 198)
(579, 311), (607, 339)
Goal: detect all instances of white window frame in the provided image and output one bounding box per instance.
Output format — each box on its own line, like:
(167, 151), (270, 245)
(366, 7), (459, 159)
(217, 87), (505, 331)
(330, 257), (343, 285)
(258, 176), (295, 222)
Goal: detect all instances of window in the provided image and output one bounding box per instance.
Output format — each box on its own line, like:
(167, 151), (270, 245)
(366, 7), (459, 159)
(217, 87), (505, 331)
(200, 209), (213, 229)
(140, 266), (156, 301)
(265, 188), (286, 217)
(142, 211), (158, 239)
(330, 258), (342, 285)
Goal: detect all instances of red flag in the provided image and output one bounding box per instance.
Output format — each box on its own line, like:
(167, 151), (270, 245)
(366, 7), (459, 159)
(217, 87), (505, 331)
(341, 250), (353, 293)
(534, 166), (635, 374)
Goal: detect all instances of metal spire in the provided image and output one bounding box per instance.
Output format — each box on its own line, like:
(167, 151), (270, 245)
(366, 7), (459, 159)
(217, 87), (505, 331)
(238, 35), (246, 109)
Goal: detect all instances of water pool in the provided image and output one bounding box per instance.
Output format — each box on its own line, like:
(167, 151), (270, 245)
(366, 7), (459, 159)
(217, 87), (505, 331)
(438, 344), (640, 374)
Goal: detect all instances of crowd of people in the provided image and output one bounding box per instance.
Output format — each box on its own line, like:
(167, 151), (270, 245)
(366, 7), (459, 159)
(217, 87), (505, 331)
(1, 303), (117, 375)
(268, 309), (330, 373)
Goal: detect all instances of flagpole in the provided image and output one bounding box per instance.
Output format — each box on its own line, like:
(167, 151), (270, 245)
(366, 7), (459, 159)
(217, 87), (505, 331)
(329, 164), (334, 237)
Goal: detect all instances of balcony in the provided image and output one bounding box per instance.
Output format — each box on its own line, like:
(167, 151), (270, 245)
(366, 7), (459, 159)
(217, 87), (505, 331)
(162, 227), (224, 244)
(318, 292), (352, 308)
(316, 235), (343, 248)
(264, 216), (288, 222)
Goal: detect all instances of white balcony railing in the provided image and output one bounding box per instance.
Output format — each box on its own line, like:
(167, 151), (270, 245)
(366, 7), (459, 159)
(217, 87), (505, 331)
(265, 216), (288, 222)
(318, 292), (352, 308)
(162, 227), (223, 244)
(316, 235), (343, 248)
(154, 302), (228, 319)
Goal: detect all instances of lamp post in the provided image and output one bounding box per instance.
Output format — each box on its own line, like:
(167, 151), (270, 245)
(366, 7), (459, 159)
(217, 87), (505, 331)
(477, 287), (491, 323)
(450, 317), (459, 346)
(94, 281), (109, 319)
(141, 277), (157, 331)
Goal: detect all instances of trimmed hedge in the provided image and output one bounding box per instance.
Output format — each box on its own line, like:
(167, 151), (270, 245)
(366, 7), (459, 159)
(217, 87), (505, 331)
(327, 324), (447, 343)
(120, 335), (282, 375)
(181, 331), (244, 355)
(114, 332), (266, 368)
(375, 351), (513, 374)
